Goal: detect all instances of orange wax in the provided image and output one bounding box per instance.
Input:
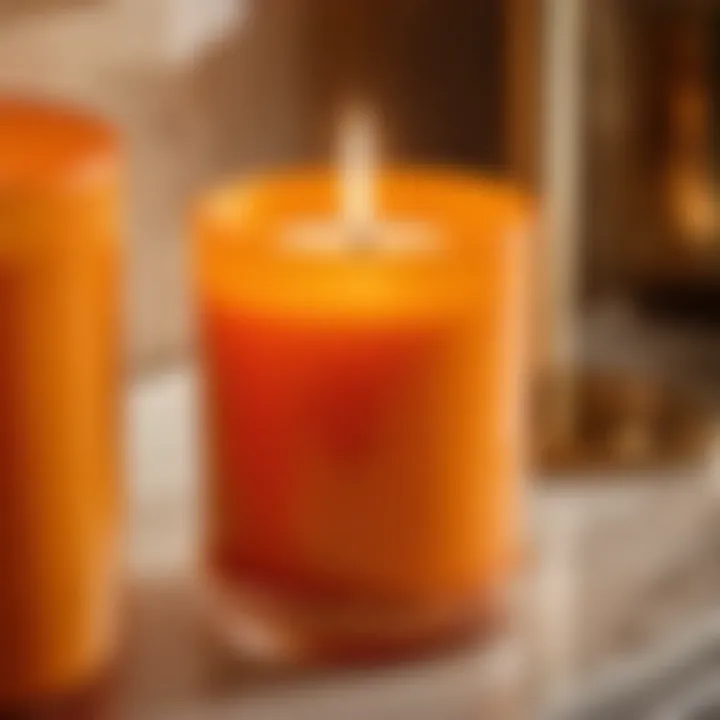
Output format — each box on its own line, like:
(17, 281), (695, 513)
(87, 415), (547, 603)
(0, 99), (121, 706)
(195, 170), (531, 659)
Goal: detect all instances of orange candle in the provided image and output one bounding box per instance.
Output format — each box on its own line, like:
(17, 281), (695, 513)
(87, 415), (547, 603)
(195, 123), (531, 661)
(0, 99), (121, 707)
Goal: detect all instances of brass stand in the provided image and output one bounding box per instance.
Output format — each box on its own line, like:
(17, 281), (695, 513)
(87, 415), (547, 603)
(534, 369), (715, 476)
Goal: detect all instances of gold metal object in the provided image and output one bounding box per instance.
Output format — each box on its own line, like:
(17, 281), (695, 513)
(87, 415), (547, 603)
(534, 370), (715, 476)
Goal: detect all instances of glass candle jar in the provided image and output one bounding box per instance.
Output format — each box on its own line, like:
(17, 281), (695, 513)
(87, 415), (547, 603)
(195, 169), (531, 663)
(0, 99), (122, 709)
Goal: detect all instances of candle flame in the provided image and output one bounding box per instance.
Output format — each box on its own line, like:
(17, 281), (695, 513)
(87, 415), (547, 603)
(339, 106), (377, 232)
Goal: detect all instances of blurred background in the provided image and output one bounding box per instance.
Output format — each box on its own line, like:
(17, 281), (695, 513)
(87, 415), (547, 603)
(1, 0), (715, 384)
(1, 0), (719, 717)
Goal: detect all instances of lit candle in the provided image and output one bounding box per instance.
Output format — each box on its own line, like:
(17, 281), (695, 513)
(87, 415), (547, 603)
(0, 99), (121, 707)
(195, 110), (532, 662)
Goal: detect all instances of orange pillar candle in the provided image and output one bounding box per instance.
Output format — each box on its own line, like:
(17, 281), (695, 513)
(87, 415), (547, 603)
(0, 100), (121, 707)
(195, 128), (531, 661)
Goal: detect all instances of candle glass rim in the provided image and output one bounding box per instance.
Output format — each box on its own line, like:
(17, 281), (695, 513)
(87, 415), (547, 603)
(0, 96), (119, 196)
(193, 165), (535, 238)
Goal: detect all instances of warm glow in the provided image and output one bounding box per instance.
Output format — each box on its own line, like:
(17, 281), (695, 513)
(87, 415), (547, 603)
(197, 168), (531, 663)
(338, 106), (377, 231)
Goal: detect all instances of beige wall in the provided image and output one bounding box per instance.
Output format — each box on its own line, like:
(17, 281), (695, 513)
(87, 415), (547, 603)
(0, 0), (304, 371)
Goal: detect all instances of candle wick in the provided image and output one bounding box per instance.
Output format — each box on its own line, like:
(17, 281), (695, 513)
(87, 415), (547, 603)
(339, 105), (377, 247)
